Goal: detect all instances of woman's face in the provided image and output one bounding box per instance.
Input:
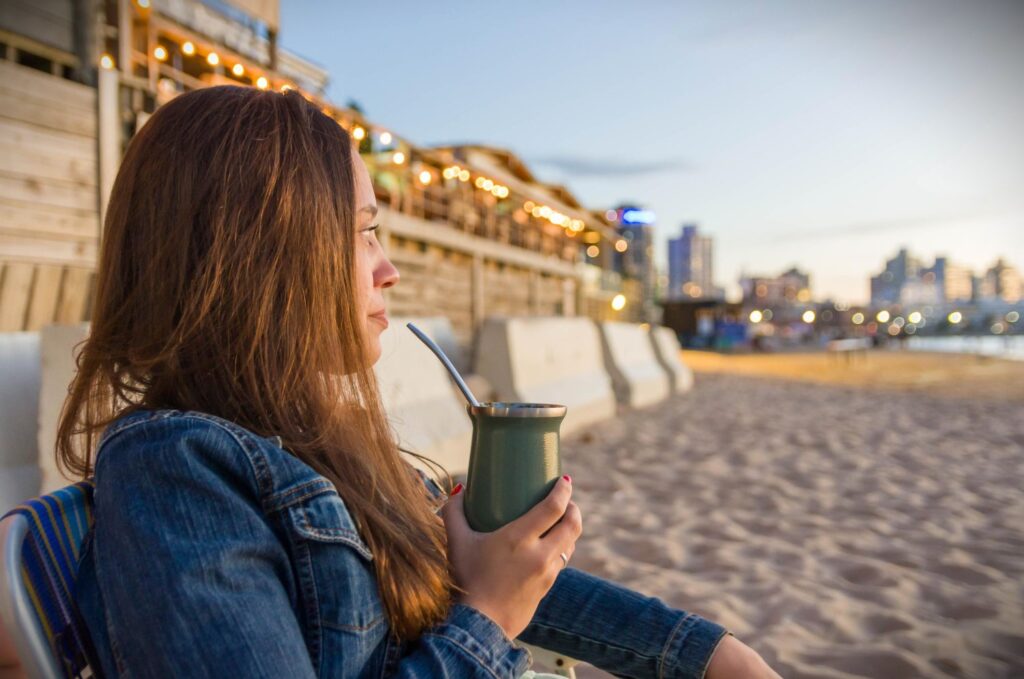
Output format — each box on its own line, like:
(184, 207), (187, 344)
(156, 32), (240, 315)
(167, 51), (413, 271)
(351, 146), (400, 365)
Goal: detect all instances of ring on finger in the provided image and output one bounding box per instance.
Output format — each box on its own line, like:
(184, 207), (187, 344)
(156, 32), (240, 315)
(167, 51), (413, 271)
(559, 552), (569, 568)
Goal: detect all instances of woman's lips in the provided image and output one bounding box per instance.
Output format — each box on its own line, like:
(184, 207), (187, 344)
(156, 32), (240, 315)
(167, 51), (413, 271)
(369, 313), (389, 328)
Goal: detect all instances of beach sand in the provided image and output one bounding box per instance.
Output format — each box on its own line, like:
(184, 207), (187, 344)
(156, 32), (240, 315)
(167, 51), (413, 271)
(559, 351), (1024, 678)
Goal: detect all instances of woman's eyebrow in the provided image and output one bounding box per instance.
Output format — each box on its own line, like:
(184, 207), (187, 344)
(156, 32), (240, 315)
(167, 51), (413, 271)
(358, 205), (378, 218)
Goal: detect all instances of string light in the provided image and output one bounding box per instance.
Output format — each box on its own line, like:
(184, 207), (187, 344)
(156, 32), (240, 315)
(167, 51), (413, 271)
(153, 46), (167, 61)
(392, 151), (405, 164)
(379, 131), (392, 145)
(419, 171), (432, 184)
(458, 169), (470, 182)
(207, 52), (219, 66)
(99, 54), (114, 69)
(256, 76), (268, 89)
(232, 63), (244, 76)
(352, 126), (366, 140)
(182, 41), (195, 56)
(587, 245), (600, 258)
(611, 294), (626, 311)
(615, 239), (628, 252)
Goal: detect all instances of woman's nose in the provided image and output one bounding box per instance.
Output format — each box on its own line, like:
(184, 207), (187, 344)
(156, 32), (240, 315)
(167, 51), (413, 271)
(375, 255), (400, 289)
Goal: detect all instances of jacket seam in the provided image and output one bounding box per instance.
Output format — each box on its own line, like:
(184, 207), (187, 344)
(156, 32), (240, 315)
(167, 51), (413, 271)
(658, 612), (693, 679)
(266, 478), (337, 513)
(419, 632), (504, 679)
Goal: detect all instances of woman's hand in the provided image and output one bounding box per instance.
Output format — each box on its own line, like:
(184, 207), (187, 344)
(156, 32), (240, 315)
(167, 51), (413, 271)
(440, 475), (582, 640)
(706, 635), (783, 679)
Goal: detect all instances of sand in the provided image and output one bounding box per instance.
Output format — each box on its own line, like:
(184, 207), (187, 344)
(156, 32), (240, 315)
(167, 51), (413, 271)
(559, 353), (1024, 678)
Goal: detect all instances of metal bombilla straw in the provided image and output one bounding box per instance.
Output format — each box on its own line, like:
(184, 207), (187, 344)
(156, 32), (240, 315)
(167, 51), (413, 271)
(405, 322), (481, 408)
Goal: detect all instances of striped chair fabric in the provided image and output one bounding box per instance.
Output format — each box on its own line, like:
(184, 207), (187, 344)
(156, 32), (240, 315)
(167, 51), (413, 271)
(2, 480), (99, 678)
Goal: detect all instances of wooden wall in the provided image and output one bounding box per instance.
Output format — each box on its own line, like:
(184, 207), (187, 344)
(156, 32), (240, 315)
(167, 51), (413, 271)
(0, 59), (98, 331)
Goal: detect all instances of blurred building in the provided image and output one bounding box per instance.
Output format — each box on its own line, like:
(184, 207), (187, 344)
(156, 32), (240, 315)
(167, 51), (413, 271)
(981, 258), (1022, 303)
(740, 267), (812, 307)
(606, 206), (657, 322)
(866, 248), (1024, 308)
(870, 248), (922, 306)
(667, 224), (717, 301)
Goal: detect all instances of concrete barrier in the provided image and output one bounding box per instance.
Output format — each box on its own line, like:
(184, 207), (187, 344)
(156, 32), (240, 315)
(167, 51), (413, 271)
(374, 317), (473, 478)
(473, 317), (616, 436)
(0, 333), (41, 510)
(650, 326), (694, 393)
(38, 324), (91, 494)
(598, 322), (671, 408)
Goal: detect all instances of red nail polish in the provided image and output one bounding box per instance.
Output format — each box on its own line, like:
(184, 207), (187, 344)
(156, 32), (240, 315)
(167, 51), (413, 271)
(563, 475), (571, 484)
(451, 483), (463, 496)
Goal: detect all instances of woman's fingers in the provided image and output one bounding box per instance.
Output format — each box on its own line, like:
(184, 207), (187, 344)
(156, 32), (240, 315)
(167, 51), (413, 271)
(540, 501), (582, 556)
(505, 476), (573, 543)
(439, 485), (469, 536)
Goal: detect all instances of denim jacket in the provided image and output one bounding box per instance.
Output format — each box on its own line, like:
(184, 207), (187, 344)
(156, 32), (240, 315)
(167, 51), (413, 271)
(76, 409), (728, 678)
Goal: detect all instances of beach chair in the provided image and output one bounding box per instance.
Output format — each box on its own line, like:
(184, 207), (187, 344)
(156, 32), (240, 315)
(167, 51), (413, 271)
(0, 480), (98, 678)
(0, 480), (579, 678)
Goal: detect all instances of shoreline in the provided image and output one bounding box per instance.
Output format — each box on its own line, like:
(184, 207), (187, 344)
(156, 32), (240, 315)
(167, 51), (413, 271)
(680, 349), (1024, 403)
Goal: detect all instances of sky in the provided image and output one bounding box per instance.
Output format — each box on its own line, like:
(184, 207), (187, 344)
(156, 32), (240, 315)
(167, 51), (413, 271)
(281, 0), (1024, 304)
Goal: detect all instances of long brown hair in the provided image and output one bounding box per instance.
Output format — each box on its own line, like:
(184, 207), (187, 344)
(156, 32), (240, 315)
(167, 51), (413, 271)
(56, 85), (454, 640)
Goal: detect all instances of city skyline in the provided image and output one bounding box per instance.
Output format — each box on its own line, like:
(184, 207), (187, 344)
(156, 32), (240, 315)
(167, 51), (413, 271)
(283, 0), (1024, 305)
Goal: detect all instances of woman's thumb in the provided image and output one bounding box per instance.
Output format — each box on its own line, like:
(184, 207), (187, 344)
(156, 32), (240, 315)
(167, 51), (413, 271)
(440, 483), (468, 531)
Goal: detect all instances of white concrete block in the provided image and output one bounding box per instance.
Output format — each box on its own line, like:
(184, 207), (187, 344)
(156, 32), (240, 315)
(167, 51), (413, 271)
(473, 317), (616, 436)
(598, 322), (671, 408)
(0, 332), (41, 510)
(374, 317), (473, 477)
(39, 324), (90, 494)
(650, 326), (694, 393)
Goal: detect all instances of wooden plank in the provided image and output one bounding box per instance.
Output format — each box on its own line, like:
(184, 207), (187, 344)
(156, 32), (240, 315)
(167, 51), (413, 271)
(0, 199), (98, 240)
(0, 261), (34, 330)
(0, 61), (90, 109)
(0, 89), (96, 137)
(0, 233), (96, 267)
(55, 266), (91, 323)
(0, 140), (96, 186)
(24, 263), (62, 329)
(0, 118), (95, 160)
(0, 172), (96, 212)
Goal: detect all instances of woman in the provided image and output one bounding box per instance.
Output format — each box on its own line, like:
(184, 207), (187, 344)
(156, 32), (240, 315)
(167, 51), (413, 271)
(59, 86), (779, 678)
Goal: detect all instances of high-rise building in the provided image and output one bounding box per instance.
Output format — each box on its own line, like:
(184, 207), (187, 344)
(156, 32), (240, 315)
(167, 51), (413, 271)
(609, 206), (657, 320)
(870, 248), (922, 306)
(667, 224), (715, 300)
(981, 258), (1022, 302)
(927, 257), (973, 302)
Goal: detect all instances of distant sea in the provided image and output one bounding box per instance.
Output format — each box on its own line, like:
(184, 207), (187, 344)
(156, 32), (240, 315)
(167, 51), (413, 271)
(905, 335), (1024, 361)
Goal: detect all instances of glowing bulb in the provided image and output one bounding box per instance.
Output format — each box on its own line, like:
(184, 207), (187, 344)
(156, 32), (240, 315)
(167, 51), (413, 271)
(207, 52), (219, 66)
(605, 209), (618, 221)
(611, 294), (626, 311)
(256, 76), (268, 89)
(852, 312), (865, 325)
(352, 126), (366, 140)
(587, 245), (600, 258)
(419, 171), (432, 184)
(99, 54), (114, 70)
(458, 170), (470, 182)
(1007, 311), (1020, 323)
(948, 311), (962, 324)
(474, 177), (486, 189)
(615, 239), (628, 252)
(876, 310), (891, 323)
(749, 310), (763, 323)
(379, 131), (392, 145)
(908, 311), (922, 324)
(802, 310), (816, 323)
(232, 63), (244, 76)
(153, 46), (168, 61)
(182, 41), (195, 56)
(392, 151), (405, 164)
(524, 201), (535, 212)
